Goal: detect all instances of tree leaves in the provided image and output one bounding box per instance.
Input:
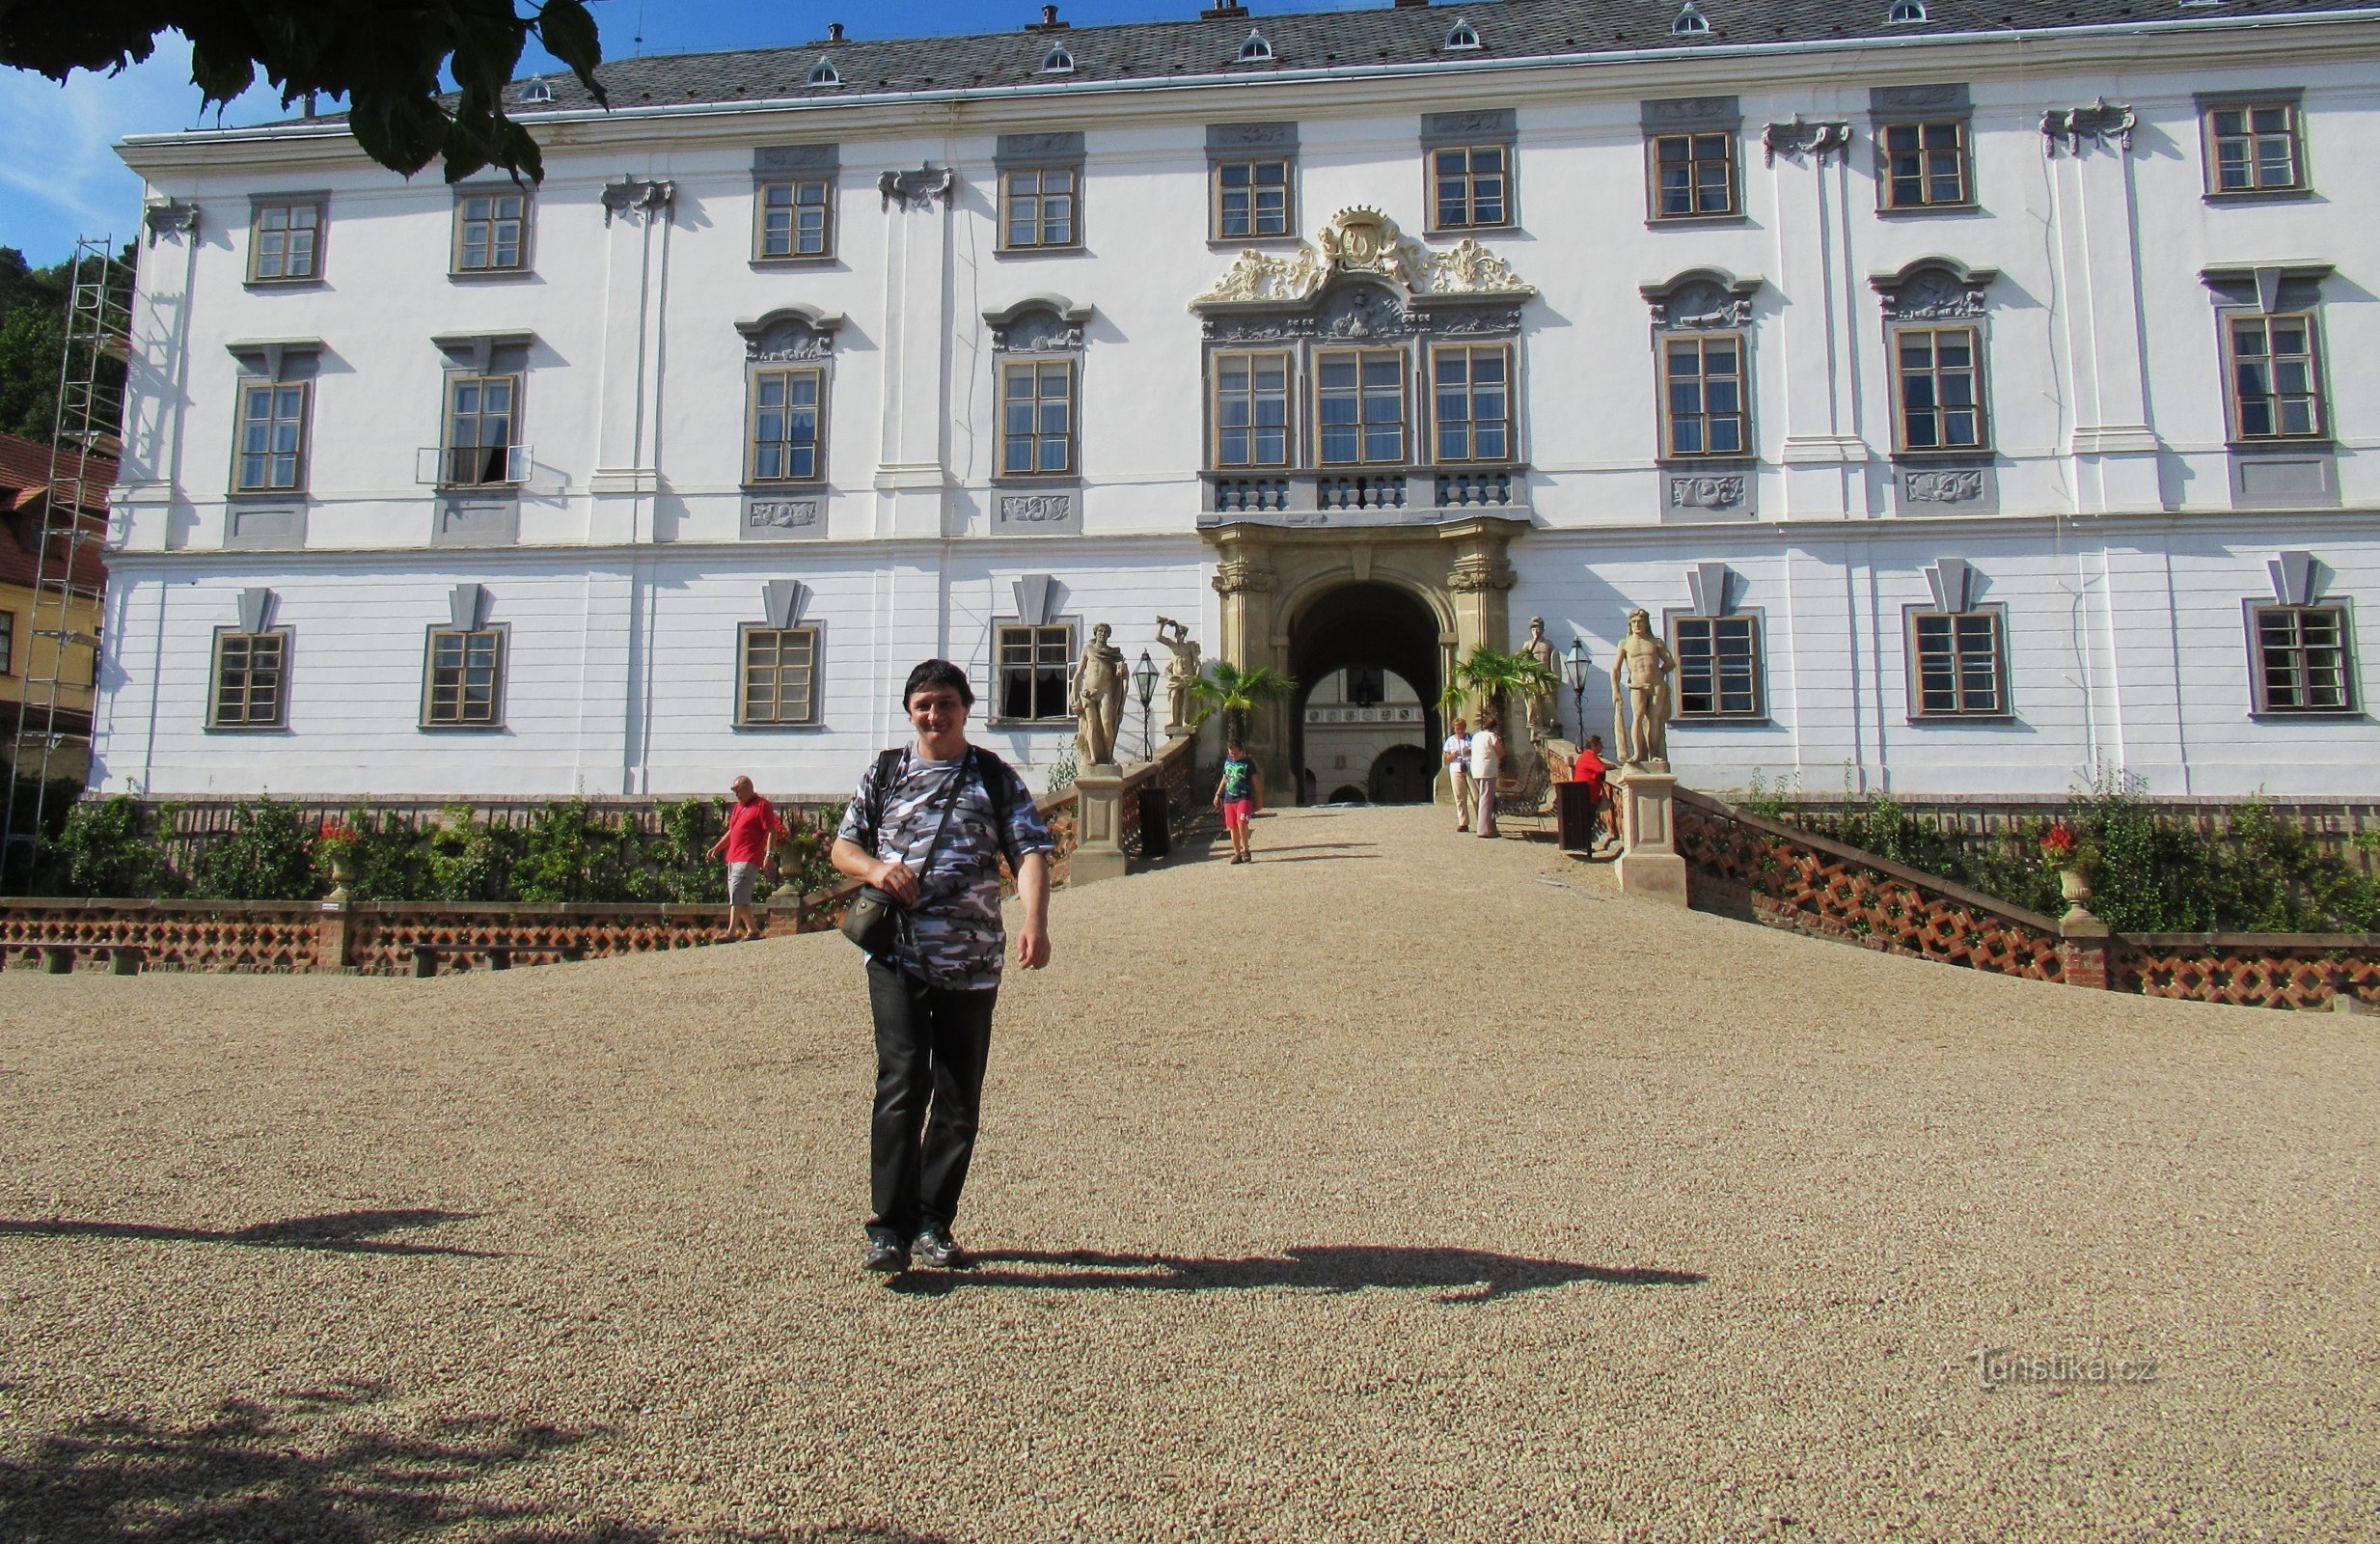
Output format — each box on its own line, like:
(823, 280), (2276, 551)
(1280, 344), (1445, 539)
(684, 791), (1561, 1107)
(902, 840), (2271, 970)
(0, 1), (609, 184)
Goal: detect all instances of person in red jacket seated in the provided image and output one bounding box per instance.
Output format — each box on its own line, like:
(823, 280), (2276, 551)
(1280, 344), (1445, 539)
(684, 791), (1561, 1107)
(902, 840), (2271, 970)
(1571, 734), (1619, 849)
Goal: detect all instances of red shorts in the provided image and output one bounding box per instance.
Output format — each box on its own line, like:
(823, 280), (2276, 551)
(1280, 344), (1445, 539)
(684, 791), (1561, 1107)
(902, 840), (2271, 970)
(1220, 798), (1255, 829)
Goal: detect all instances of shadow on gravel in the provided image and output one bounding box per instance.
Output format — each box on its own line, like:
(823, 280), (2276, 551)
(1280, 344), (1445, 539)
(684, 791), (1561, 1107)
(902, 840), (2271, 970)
(0, 1381), (649, 1542)
(889, 1246), (1704, 1302)
(0, 1207), (498, 1257)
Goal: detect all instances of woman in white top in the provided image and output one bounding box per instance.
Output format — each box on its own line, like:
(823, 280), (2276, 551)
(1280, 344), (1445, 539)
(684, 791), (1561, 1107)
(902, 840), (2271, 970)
(1467, 712), (1502, 839)
(1442, 716), (1473, 831)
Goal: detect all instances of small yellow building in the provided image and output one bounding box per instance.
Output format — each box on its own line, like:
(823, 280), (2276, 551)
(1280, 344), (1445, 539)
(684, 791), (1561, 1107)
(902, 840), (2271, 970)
(0, 432), (111, 786)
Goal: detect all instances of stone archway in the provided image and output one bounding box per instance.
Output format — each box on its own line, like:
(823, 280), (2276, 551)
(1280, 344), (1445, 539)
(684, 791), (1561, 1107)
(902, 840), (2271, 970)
(1286, 582), (1439, 807)
(1204, 515), (1526, 804)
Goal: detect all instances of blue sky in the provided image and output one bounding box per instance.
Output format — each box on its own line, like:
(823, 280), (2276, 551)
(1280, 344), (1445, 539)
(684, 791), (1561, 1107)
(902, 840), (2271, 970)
(0, 0), (1372, 268)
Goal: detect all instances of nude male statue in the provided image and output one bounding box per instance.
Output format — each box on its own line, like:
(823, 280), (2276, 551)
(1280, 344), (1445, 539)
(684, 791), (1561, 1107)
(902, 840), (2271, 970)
(1072, 621), (1130, 766)
(1610, 608), (1676, 766)
(1518, 616), (1559, 742)
(1155, 616), (1201, 731)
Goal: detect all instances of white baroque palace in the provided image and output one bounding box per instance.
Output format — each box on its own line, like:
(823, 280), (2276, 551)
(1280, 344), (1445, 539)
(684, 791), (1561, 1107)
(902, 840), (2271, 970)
(99, 0), (2380, 799)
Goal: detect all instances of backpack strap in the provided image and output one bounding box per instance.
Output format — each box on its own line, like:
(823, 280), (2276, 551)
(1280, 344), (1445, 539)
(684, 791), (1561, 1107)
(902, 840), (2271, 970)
(970, 746), (1020, 862)
(862, 746), (906, 848)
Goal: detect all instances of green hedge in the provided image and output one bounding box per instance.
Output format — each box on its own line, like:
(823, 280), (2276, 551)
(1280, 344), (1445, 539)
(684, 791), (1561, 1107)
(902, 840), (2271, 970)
(26, 796), (845, 905)
(1741, 775), (2380, 935)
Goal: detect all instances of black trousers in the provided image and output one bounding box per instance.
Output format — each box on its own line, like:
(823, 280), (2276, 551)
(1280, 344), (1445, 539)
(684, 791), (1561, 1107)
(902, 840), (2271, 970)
(865, 957), (999, 1243)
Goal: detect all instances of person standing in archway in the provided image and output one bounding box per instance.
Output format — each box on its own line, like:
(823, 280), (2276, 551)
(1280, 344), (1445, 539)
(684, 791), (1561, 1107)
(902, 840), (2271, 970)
(1468, 712), (1503, 839)
(1443, 716), (1474, 831)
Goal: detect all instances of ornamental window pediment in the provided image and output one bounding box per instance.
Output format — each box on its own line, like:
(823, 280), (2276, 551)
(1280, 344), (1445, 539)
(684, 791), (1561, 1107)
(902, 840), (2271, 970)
(735, 304), (844, 361)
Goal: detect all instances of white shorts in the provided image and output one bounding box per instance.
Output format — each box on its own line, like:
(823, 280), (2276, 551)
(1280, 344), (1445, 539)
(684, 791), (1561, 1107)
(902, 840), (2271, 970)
(726, 861), (759, 905)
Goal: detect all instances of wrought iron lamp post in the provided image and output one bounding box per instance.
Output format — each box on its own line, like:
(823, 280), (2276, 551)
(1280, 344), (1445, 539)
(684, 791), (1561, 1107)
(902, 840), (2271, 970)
(1133, 649), (1160, 762)
(1564, 637), (1592, 745)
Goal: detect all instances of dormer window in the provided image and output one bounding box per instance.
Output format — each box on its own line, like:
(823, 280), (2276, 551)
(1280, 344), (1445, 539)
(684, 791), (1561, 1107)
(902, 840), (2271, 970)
(1443, 18), (1482, 49)
(1040, 43), (1076, 73)
(518, 77), (555, 104)
(1237, 30), (1273, 63)
(1888, 0), (1928, 20)
(807, 56), (840, 87)
(1673, 4), (1710, 35)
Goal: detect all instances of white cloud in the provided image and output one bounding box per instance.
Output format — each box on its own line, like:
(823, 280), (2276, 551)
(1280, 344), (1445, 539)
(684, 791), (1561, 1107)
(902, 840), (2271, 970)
(0, 33), (287, 265)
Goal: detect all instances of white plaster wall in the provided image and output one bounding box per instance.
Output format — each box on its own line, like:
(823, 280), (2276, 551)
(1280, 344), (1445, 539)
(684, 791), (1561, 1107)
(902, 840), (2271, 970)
(96, 23), (2380, 799)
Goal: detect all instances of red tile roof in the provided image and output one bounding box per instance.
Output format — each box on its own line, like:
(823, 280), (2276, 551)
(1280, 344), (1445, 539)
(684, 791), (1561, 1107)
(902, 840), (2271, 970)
(0, 432), (113, 594)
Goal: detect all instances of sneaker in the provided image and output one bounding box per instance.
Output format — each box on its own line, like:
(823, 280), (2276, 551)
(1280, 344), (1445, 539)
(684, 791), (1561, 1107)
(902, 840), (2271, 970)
(912, 1227), (972, 1270)
(862, 1238), (909, 1274)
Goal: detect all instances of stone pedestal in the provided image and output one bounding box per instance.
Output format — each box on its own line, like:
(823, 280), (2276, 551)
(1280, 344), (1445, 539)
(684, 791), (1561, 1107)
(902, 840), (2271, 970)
(1072, 764), (1130, 886)
(1613, 766), (1688, 907)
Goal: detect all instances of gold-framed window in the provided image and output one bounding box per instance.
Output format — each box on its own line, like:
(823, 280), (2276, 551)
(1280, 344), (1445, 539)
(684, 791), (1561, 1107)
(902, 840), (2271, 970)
(1315, 347), (1406, 466)
(1212, 351), (1291, 468)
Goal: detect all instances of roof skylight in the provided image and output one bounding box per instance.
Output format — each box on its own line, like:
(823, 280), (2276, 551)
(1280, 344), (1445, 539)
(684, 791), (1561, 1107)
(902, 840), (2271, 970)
(1237, 29), (1274, 63)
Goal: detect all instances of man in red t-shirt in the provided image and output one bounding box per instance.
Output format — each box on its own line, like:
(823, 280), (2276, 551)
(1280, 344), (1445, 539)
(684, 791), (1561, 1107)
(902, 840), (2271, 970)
(1571, 734), (1618, 851)
(706, 775), (788, 939)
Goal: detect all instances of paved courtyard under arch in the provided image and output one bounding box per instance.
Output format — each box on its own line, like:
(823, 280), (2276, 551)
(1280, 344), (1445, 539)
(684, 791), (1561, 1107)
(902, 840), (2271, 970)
(2, 805), (2374, 1540)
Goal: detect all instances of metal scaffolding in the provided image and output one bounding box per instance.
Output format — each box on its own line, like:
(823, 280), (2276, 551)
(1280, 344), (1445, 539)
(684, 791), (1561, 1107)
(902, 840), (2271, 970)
(2, 236), (130, 886)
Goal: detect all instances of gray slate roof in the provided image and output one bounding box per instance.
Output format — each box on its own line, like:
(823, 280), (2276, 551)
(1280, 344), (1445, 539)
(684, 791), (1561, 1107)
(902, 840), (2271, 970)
(493, 0), (2377, 114)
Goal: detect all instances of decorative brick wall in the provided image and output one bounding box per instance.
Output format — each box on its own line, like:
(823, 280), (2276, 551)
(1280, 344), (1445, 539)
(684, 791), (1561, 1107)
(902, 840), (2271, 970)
(1674, 788), (2066, 982)
(1675, 787), (2380, 1011)
(2116, 936), (2380, 1011)
(0, 898), (326, 972)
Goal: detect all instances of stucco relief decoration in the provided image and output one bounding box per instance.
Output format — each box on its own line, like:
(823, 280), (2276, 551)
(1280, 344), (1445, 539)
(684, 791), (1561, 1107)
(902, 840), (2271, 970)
(1669, 475), (1746, 510)
(1432, 239), (1532, 295)
(1875, 263), (1995, 321)
(1762, 116), (1852, 167)
(992, 310), (1085, 354)
(1000, 493), (1075, 523)
(1317, 286), (1412, 341)
(2040, 98), (2136, 155)
(600, 178), (676, 224)
(1317, 207), (1426, 290)
(1192, 207), (1535, 307)
(1211, 559), (1276, 594)
(1903, 470), (1985, 503)
(736, 309), (841, 362)
(1647, 277), (1754, 330)
(879, 165), (956, 210)
(749, 499), (822, 529)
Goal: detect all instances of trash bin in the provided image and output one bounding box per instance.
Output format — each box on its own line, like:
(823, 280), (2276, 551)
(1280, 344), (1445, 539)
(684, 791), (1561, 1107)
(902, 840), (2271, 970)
(1137, 785), (1170, 860)
(1556, 781), (1599, 852)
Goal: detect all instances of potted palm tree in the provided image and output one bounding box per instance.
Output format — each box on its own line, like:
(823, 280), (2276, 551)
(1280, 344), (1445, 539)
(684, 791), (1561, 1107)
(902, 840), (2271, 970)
(1453, 645), (1561, 743)
(1189, 659), (1298, 745)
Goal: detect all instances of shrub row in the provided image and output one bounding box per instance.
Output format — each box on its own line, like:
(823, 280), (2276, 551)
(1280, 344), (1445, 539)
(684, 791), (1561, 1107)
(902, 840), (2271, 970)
(26, 795), (846, 905)
(1741, 774), (2380, 934)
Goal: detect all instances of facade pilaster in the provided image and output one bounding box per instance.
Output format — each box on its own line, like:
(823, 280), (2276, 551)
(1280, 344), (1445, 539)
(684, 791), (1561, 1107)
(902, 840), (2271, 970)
(118, 205), (202, 552)
(587, 177), (674, 544)
(873, 167), (957, 538)
(2046, 105), (2164, 513)
(1767, 124), (1870, 519)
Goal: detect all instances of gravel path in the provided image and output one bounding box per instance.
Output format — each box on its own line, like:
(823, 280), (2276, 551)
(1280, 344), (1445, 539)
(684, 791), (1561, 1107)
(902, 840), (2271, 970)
(2, 804), (2376, 1542)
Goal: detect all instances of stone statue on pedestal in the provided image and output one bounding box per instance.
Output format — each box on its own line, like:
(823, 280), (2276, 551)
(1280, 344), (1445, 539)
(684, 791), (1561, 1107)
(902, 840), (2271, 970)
(1610, 608), (1676, 767)
(1519, 615), (1559, 742)
(1156, 616), (1201, 731)
(1072, 621), (1130, 767)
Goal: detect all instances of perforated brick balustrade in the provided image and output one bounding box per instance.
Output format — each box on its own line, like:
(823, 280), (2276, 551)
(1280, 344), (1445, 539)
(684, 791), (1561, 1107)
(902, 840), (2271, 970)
(1671, 787), (2380, 1013)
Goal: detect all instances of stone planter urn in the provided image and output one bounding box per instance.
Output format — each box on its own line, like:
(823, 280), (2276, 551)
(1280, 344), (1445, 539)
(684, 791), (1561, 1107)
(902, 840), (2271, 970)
(2059, 868), (2093, 904)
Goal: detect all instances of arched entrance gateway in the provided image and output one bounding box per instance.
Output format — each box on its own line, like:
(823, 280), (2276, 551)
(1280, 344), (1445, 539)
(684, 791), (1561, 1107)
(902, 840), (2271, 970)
(1207, 516), (1528, 805)
(1189, 206), (1541, 804)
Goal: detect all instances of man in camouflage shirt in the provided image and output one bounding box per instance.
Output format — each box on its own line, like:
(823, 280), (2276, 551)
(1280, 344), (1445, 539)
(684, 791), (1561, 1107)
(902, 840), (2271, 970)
(832, 658), (1053, 1275)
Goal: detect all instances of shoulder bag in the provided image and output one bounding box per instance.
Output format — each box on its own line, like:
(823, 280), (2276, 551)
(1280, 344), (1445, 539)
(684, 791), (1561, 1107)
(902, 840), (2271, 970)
(839, 750), (972, 954)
